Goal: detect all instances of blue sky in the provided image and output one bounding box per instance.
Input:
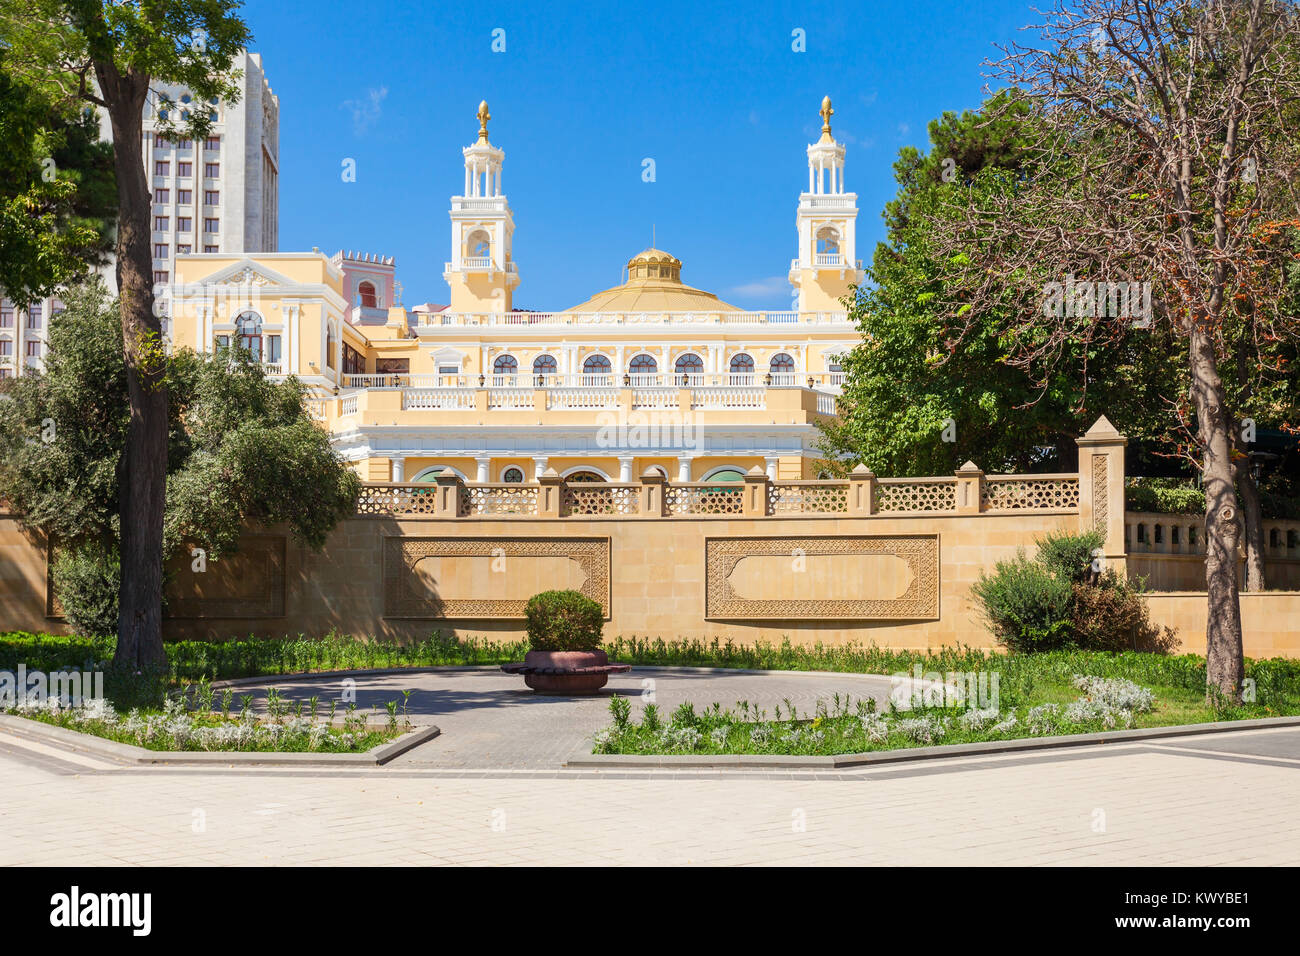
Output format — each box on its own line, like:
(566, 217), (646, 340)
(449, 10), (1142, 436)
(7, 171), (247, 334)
(245, 0), (1037, 310)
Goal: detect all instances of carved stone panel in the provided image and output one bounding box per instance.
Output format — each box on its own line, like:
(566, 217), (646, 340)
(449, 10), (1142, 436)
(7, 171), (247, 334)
(705, 534), (939, 620)
(165, 535), (287, 619)
(384, 536), (610, 619)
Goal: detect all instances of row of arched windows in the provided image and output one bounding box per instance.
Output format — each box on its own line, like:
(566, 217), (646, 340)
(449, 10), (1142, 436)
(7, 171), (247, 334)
(490, 351), (797, 377)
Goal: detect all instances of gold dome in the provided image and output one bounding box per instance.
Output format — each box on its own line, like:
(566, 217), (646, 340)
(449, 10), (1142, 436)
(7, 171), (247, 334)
(563, 248), (742, 313)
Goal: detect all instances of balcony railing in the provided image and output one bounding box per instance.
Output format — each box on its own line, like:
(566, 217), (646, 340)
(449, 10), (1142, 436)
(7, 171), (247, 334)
(445, 259), (518, 273)
(342, 371), (844, 390)
(414, 309), (848, 329)
(353, 471), (1082, 519)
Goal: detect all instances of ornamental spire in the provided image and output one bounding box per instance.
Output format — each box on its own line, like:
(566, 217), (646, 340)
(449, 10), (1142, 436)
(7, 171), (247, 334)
(476, 100), (491, 142)
(818, 95), (834, 143)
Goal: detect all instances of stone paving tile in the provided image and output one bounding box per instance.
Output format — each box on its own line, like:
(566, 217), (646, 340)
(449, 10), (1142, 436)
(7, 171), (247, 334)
(221, 667), (899, 769)
(0, 741), (1296, 865)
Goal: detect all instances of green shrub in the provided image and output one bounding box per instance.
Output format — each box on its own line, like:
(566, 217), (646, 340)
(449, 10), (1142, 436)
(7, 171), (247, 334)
(1125, 478), (1205, 515)
(974, 532), (1178, 655)
(52, 542), (120, 638)
(523, 590), (605, 652)
(970, 551), (1075, 653)
(1035, 529), (1103, 585)
(1069, 571), (1178, 653)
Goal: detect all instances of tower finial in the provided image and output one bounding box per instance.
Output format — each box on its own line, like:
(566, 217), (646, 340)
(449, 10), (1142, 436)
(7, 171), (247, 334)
(819, 95), (834, 142)
(477, 100), (491, 142)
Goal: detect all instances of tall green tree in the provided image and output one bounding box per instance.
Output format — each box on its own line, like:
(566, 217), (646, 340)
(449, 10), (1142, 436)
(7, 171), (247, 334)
(920, 0), (1300, 701)
(0, 50), (114, 306)
(819, 93), (1183, 478)
(0, 287), (361, 636)
(0, 1), (251, 666)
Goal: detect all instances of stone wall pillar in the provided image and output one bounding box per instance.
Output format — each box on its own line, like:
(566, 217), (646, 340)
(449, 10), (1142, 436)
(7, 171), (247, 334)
(955, 460), (983, 514)
(638, 467), (666, 517)
(743, 466), (769, 517)
(537, 467), (563, 517)
(848, 464), (876, 515)
(1077, 415), (1128, 569)
(433, 474), (463, 517)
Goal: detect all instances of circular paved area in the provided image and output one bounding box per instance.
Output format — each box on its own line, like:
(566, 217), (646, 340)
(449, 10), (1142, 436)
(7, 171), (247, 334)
(227, 667), (898, 768)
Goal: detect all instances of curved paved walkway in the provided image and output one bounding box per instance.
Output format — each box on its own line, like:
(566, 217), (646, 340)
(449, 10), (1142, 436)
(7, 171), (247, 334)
(224, 667), (898, 769)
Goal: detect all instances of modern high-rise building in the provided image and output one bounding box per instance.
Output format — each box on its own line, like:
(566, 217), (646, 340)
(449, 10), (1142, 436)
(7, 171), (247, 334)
(0, 50), (278, 379)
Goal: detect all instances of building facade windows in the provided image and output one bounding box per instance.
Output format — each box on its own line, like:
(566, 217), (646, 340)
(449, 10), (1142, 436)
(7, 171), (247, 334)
(203, 218), (220, 233)
(204, 162), (220, 178)
(153, 188), (169, 203)
(154, 216), (169, 231)
(343, 342), (365, 376)
(154, 160), (170, 176)
(235, 310), (262, 360)
(177, 161), (192, 177)
(178, 217), (192, 232)
(357, 281), (377, 308)
(204, 190), (220, 205)
(26, 304), (42, 329)
(583, 354), (611, 377)
(629, 353), (657, 378)
(154, 243), (169, 259)
(177, 189), (192, 204)
(729, 352), (754, 375)
(532, 354), (556, 380)
(502, 467), (525, 483)
(493, 354), (518, 377)
(675, 352), (703, 382)
(0, 301), (12, 328)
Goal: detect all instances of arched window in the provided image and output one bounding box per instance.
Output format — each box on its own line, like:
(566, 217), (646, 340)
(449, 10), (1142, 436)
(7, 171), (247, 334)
(565, 469), (608, 483)
(494, 354), (518, 376)
(357, 281), (378, 308)
(465, 229), (491, 259)
(235, 310), (263, 361)
(769, 352), (795, 383)
(628, 353), (657, 383)
(816, 226), (841, 257)
(502, 466), (525, 483)
(583, 354), (611, 380)
(533, 354), (556, 384)
(675, 352), (703, 383)
(412, 465), (465, 482)
(702, 466), (747, 482)
(729, 353), (754, 381)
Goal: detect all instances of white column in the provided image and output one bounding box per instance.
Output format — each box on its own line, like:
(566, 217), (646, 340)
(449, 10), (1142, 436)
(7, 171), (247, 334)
(765, 456), (780, 480)
(475, 456), (491, 482)
(618, 456), (634, 483)
(677, 456), (692, 482)
(808, 164), (814, 193)
(532, 455), (548, 480)
(464, 165), (470, 196)
(391, 457), (405, 482)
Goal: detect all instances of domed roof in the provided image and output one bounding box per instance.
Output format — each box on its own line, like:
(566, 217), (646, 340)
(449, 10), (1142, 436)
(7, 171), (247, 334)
(563, 248), (742, 313)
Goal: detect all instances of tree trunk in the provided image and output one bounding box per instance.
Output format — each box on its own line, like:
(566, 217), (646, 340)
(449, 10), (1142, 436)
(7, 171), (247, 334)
(1236, 463), (1266, 592)
(1189, 329), (1244, 703)
(97, 64), (168, 670)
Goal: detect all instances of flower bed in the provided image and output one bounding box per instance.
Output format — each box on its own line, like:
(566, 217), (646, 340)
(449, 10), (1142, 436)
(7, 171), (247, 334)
(592, 676), (1224, 757)
(5, 695), (404, 753)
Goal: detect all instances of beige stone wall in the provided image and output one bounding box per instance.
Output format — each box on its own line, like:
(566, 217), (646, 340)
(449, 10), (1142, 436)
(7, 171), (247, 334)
(1144, 592), (1300, 657)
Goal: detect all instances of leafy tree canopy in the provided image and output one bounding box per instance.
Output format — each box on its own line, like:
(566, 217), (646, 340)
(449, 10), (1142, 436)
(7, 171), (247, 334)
(818, 90), (1186, 478)
(0, 285), (361, 561)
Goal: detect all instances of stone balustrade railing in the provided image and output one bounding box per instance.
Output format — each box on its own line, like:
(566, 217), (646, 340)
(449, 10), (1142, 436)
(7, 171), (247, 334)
(353, 467), (1083, 519)
(414, 310), (850, 329)
(1125, 511), (1300, 559)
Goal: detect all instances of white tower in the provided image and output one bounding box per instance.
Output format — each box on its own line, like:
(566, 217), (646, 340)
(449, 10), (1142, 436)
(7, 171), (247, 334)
(444, 100), (519, 313)
(789, 96), (863, 313)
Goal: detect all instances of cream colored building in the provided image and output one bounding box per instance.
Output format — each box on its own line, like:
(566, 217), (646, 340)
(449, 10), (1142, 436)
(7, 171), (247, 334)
(169, 97), (864, 483)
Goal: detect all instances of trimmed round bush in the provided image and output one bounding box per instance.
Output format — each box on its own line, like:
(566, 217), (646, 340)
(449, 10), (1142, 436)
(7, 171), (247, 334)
(524, 590), (604, 652)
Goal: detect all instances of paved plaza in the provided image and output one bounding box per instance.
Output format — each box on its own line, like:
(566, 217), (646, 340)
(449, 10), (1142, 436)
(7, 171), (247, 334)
(0, 666), (1298, 866)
